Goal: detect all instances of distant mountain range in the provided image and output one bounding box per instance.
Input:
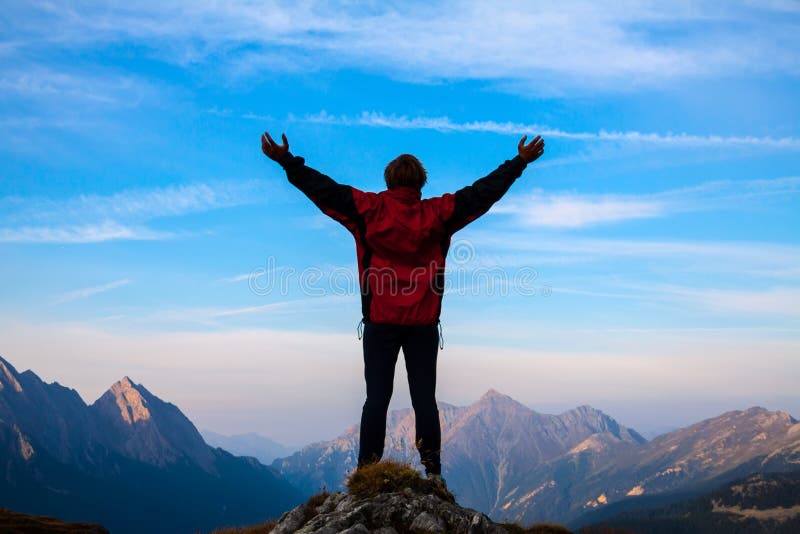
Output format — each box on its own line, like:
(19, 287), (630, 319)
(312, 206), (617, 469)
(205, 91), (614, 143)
(202, 430), (296, 465)
(271, 389), (800, 526)
(2, 353), (799, 531)
(0, 355), (303, 534)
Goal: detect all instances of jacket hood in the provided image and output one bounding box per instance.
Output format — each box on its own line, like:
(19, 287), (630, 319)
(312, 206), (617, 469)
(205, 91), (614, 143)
(383, 186), (422, 202)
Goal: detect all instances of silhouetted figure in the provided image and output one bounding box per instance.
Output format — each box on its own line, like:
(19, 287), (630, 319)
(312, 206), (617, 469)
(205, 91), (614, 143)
(262, 131), (544, 486)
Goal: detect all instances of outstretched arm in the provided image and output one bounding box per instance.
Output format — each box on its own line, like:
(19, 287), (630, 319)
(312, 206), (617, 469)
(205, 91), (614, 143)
(440, 135), (545, 234)
(262, 131), (371, 231)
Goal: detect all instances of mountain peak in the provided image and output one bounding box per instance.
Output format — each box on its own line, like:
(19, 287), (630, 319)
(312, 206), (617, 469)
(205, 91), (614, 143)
(117, 376), (139, 392)
(106, 376), (151, 424)
(561, 404), (610, 421)
(474, 388), (531, 412)
(478, 388), (512, 402)
(91, 375), (217, 472)
(0, 355), (23, 393)
(569, 404), (608, 420)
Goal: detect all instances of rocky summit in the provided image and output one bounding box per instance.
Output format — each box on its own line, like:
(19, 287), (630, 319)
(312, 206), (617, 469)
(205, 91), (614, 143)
(265, 460), (568, 534)
(272, 488), (510, 534)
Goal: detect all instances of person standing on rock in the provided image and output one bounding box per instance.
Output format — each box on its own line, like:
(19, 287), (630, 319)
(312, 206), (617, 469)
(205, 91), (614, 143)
(261, 131), (545, 486)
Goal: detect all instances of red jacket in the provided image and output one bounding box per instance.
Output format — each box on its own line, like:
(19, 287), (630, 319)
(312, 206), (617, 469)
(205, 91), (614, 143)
(280, 152), (528, 326)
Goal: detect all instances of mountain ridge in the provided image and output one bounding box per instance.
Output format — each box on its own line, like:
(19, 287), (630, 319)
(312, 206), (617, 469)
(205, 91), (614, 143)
(271, 387), (798, 526)
(0, 354), (304, 534)
(271, 388), (647, 517)
(2, 353), (798, 529)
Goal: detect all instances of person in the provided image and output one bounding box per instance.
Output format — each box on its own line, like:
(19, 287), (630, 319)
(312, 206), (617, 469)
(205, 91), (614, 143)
(261, 131), (545, 488)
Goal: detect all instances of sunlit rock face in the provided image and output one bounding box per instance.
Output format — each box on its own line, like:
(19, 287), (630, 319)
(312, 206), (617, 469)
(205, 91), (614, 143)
(104, 377), (152, 424)
(90, 376), (216, 472)
(0, 358), (23, 393)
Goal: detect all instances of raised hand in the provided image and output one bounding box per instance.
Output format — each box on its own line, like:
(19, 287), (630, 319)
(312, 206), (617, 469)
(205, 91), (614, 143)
(517, 135), (545, 163)
(261, 131), (290, 161)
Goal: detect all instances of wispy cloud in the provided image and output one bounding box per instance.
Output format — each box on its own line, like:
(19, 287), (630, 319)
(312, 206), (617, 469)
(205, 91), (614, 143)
(219, 264), (297, 284)
(473, 233), (800, 261)
(209, 295), (352, 318)
(219, 273), (253, 284)
(559, 279), (800, 319)
(0, 222), (173, 244)
(5, 2), (799, 93)
(651, 285), (800, 318)
(55, 278), (131, 303)
(0, 180), (267, 244)
(464, 232), (800, 281)
(493, 176), (800, 228)
(0, 67), (151, 106)
(300, 111), (800, 149)
(4, 181), (267, 225)
(498, 194), (666, 228)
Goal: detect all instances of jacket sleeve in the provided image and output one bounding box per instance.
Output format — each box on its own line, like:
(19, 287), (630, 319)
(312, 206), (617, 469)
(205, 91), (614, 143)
(278, 151), (372, 232)
(438, 155), (528, 234)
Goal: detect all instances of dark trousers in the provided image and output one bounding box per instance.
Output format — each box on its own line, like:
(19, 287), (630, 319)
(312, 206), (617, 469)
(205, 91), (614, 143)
(357, 321), (441, 475)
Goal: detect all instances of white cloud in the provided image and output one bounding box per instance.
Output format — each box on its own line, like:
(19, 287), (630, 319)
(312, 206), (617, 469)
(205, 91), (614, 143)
(497, 193), (666, 227)
(546, 281), (800, 318)
(301, 111), (800, 149)
(463, 232), (800, 283)
(4, 180), (267, 225)
(0, 180), (268, 244)
(626, 284), (800, 318)
(554, 279), (800, 318)
(493, 176), (800, 228)
(209, 295), (351, 318)
(6, 2), (800, 93)
(0, 222), (173, 244)
(0, 67), (151, 106)
(474, 234), (800, 262)
(55, 278), (132, 303)
(219, 273), (253, 284)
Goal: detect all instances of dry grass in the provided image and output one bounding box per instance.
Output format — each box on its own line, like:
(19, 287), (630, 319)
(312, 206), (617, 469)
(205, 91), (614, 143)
(300, 490), (330, 524)
(346, 459), (455, 503)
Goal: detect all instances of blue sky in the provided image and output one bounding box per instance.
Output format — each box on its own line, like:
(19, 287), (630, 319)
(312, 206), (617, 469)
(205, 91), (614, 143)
(1, 1), (799, 445)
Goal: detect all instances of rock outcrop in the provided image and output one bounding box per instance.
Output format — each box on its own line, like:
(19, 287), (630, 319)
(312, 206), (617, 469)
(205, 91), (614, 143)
(271, 489), (510, 534)
(264, 460), (570, 534)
